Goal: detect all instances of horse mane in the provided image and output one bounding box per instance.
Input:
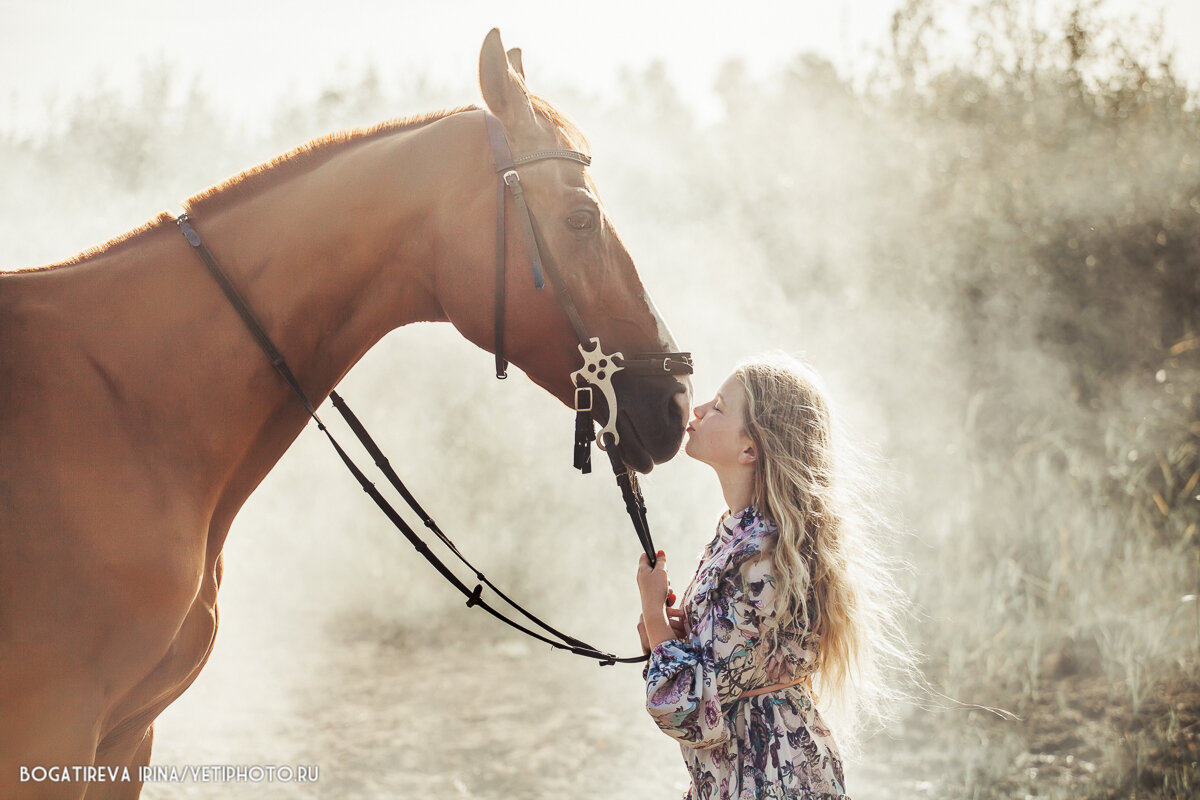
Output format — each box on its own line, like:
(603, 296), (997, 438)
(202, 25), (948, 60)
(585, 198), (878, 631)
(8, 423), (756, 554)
(185, 104), (480, 214)
(186, 96), (588, 215)
(17, 97), (588, 273)
(4, 213), (176, 273)
(17, 107), (478, 272)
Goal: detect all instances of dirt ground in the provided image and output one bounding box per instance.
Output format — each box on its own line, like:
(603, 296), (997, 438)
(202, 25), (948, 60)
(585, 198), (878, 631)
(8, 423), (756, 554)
(146, 616), (1198, 799)
(147, 619), (932, 799)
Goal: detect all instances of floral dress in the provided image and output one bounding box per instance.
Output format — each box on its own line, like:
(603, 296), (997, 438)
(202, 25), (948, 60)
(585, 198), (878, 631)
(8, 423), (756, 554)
(645, 507), (848, 800)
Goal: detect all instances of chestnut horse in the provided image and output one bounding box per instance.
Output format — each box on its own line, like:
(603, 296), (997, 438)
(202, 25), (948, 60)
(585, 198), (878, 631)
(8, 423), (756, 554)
(0, 30), (690, 799)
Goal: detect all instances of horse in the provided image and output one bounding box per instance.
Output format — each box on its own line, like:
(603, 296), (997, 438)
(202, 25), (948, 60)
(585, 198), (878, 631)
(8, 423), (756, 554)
(0, 29), (691, 799)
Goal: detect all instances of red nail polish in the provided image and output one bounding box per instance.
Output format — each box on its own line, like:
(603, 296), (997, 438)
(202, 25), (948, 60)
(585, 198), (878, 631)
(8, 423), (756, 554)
(657, 549), (665, 558)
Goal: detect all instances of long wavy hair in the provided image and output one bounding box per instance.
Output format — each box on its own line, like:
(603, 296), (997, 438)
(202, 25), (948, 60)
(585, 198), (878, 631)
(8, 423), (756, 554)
(736, 353), (913, 736)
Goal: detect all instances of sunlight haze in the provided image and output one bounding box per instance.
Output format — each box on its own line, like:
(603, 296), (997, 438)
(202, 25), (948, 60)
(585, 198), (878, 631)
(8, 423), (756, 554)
(2, 0), (1196, 135)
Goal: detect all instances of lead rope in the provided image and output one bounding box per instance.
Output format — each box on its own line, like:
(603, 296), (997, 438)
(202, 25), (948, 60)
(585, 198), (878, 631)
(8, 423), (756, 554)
(177, 213), (647, 665)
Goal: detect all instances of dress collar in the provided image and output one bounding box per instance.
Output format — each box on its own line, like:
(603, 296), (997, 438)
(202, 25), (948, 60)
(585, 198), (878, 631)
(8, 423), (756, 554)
(718, 505), (762, 543)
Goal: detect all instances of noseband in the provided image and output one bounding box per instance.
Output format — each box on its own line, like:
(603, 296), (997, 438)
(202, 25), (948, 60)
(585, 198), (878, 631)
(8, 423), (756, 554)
(173, 108), (693, 665)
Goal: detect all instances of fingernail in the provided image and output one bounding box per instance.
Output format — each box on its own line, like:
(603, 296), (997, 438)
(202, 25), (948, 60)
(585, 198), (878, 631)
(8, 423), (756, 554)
(657, 550), (665, 558)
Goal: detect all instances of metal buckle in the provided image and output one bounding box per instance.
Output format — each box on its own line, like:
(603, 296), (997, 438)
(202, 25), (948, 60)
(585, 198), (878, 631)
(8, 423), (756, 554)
(574, 386), (593, 412)
(662, 355), (693, 374)
(620, 352), (694, 376)
(503, 169), (520, 187)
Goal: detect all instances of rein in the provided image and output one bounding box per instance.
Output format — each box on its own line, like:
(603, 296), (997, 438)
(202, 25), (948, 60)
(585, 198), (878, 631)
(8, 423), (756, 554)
(173, 109), (691, 665)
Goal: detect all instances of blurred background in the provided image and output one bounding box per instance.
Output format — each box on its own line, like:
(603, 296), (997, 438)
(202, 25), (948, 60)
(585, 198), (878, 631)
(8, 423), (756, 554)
(3, 0), (1199, 796)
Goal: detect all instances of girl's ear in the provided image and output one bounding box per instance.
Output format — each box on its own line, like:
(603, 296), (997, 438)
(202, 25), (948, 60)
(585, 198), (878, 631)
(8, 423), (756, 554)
(739, 442), (757, 466)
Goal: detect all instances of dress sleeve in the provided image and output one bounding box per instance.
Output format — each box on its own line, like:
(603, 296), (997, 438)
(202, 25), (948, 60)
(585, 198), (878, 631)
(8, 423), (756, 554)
(644, 544), (778, 749)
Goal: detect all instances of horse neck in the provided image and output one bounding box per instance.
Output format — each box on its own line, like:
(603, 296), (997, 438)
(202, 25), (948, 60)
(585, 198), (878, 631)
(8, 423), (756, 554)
(179, 111), (491, 509)
(43, 111), (489, 534)
(191, 112), (487, 392)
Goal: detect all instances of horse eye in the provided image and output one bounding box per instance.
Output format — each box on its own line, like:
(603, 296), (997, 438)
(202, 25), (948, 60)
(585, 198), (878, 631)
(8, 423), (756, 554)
(566, 211), (595, 231)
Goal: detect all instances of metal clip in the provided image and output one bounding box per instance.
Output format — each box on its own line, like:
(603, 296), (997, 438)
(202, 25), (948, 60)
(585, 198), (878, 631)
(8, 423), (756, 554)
(177, 216), (202, 248)
(570, 338), (624, 448)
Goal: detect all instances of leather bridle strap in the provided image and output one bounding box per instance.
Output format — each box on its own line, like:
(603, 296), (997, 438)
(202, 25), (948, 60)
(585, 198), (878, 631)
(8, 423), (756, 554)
(481, 111), (694, 571)
(175, 212), (646, 665)
(175, 109), (691, 663)
(482, 109), (692, 385)
(326, 393), (644, 663)
(606, 442), (655, 567)
(484, 110), (593, 379)
(178, 216), (320, 421)
(492, 136), (508, 379)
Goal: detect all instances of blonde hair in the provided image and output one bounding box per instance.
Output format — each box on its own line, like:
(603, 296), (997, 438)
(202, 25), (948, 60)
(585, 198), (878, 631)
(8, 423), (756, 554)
(735, 353), (913, 738)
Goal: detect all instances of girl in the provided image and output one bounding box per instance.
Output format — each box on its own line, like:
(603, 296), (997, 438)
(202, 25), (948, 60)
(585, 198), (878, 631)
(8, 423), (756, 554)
(636, 354), (904, 799)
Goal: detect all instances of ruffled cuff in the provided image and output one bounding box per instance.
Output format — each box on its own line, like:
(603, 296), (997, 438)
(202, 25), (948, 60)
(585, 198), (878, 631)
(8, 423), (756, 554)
(646, 638), (696, 684)
(644, 638), (729, 749)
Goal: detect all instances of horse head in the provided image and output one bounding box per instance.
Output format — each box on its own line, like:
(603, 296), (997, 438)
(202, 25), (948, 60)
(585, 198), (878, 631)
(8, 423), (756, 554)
(435, 30), (691, 474)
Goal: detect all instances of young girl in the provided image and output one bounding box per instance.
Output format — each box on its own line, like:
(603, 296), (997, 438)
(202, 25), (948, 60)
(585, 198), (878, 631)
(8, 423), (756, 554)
(637, 354), (901, 799)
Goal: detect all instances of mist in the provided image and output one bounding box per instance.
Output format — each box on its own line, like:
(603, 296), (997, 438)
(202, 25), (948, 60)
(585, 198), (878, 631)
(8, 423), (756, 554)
(3, 0), (1198, 796)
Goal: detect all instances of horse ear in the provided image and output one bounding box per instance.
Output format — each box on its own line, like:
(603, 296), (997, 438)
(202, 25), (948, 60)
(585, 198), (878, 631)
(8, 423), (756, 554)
(506, 48), (524, 79)
(479, 29), (537, 134)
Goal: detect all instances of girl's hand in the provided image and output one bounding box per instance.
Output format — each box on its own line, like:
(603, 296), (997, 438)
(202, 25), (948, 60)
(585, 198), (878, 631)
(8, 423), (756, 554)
(638, 608), (687, 654)
(666, 606), (688, 639)
(637, 551), (681, 649)
(636, 551), (671, 611)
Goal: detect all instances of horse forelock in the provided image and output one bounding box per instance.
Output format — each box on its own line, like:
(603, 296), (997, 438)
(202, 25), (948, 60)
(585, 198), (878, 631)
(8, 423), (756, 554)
(529, 94), (591, 156)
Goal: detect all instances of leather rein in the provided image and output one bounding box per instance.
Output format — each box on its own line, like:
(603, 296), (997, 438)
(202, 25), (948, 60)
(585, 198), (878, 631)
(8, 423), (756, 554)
(174, 109), (692, 665)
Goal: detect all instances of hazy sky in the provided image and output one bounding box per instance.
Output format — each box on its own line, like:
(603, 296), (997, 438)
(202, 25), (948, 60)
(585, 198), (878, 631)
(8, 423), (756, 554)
(2, 0), (1197, 136)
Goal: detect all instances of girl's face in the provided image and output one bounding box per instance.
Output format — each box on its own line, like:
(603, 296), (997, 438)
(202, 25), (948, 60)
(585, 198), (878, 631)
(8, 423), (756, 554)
(684, 374), (755, 469)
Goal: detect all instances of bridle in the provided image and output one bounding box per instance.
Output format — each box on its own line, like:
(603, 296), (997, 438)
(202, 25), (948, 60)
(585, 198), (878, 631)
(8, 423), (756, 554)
(481, 110), (693, 560)
(482, 111), (692, 456)
(173, 108), (692, 665)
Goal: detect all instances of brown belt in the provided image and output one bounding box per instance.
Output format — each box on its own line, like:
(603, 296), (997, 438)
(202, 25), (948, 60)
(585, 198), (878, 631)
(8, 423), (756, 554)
(739, 674), (813, 700)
